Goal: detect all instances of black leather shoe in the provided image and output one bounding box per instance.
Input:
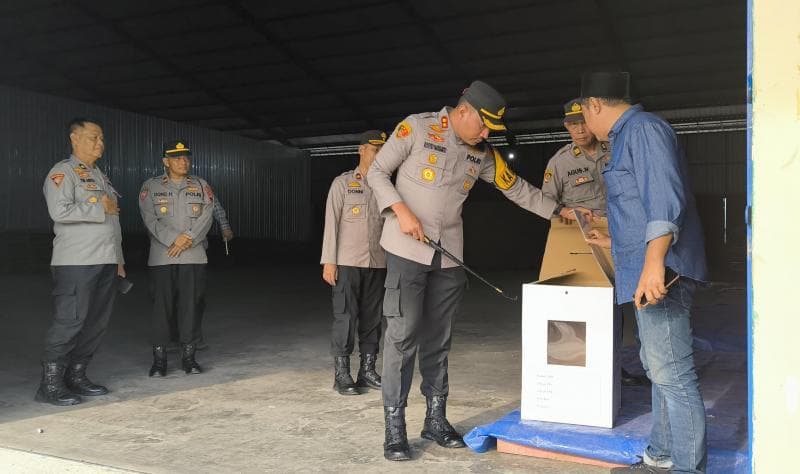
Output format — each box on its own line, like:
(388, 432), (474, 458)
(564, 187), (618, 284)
(149, 345), (167, 377)
(181, 344), (202, 375)
(611, 458), (671, 472)
(333, 356), (358, 395)
(420, 395), (466, 448)
(621, 368), (650, 386)
(384, 406), (411, 461)
(34, 362), (82, 406)
(356, 353), (381, 389)
(65, 361), (108, 396)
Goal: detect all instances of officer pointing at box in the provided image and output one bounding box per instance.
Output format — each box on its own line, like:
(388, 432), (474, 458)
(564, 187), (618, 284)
(139, 141), (214, 377)
(367, 80), (592, 461)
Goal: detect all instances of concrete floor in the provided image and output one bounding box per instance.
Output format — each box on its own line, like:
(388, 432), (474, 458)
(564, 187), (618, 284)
(0, 265), (745, 473)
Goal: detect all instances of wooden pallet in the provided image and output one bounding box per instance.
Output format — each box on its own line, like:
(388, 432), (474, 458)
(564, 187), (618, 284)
(496, 439), (627, 468)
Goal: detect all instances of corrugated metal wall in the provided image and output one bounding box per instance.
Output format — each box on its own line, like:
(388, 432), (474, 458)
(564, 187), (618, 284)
(0, 85), (311, 241)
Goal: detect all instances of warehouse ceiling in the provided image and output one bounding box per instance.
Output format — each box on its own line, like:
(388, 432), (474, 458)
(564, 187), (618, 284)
(0, 0), (746, 148)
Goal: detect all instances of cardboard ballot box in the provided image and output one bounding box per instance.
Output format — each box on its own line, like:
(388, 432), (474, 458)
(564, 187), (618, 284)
(520, 217), (620, 428)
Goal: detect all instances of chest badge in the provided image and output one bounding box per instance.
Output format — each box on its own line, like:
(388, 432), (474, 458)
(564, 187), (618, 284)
(544, 169), (553, 183)
(352, 206), (361, 215)
(192, 204), (200, 213)
(421, 168), (436, 181)
(88, 196), (98, 204)
(428, 154), (438, 164)
(160, 206), (168, 214)
(575, 176), (590, 185)
(348, 181), (361, 188)
(462, 180), (474, 191)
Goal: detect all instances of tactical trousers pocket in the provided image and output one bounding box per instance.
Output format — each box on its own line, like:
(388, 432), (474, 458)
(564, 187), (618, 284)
(52, 283), (78, 321)
(383, 272), (401, 317)
(332, 286), (346, 314)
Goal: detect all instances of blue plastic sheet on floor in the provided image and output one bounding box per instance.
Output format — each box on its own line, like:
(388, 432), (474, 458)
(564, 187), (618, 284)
(464, 350), (749, 473)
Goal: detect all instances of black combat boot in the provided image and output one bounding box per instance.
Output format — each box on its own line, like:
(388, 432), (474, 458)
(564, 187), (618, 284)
(420, 395), (466, 448)
(181, 343), (202, 375)
(65, 360), (108, 396)
(34, 361), (82, 406)
(383, 406), (412, 461)
(333, 356), (358, 395)
(356, 352), (381, 389)
(149, 345), (167, 377)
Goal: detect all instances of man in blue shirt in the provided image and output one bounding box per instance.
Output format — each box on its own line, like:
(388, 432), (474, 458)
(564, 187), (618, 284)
(582, 72), (708, 474)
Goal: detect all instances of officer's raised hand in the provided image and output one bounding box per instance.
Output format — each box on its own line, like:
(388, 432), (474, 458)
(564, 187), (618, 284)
(322, 263), (338, 286)
(101, 194), (119, 215)
(392, 202), (424, 241)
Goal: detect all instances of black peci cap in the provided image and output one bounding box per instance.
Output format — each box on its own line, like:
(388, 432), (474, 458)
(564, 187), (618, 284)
(580, 72), (631, 100)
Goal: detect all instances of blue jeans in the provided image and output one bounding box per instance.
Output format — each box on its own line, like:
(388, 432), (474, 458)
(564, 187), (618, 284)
(636, 278), (707, 473)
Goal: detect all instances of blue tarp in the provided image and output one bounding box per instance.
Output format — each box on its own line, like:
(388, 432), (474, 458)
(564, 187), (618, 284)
(465, 350), (748, 473)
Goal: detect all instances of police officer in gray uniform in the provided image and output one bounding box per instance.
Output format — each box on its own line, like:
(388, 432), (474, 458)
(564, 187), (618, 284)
(38, 118), (125, 406)
(542, 98), (610, 216)
(139, 141), (214, 376)
(321, 130), (388, 396)
(368, 81), (592, 460)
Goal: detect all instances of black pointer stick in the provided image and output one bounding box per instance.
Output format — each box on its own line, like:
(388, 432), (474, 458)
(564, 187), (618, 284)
(423, 236), (518, 301)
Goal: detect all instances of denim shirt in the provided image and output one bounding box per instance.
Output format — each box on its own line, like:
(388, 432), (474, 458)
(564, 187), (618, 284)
(604, 104), (707, 303)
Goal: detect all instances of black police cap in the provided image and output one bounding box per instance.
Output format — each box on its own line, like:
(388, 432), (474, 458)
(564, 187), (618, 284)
(359, 130), (387, 146)
(461, 80), (507, 131)
(163, 140), (191, 157)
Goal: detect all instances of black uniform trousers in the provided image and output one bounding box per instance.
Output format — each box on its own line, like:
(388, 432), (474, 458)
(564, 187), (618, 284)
(330, 265), (386, 357)
(381, 251), (467, 408)
(43, 264), (117, 364)
(150, 264), (206, 345)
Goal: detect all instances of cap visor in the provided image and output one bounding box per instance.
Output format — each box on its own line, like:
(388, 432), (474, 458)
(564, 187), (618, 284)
(482, 116), (506, 132)
(367, 139), (386, 145)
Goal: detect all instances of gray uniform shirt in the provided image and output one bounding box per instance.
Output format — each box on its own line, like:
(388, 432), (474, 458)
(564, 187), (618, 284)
(139, 174), (214, 266)
(542, 142), (610, 214)
(43, 155), (124, 266)
(368, 107), (558, 268)
(320, 168), (386, 268)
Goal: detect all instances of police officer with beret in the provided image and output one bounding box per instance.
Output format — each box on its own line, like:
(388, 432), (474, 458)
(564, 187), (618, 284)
(38, 118), (125, 406)
(542, 98), (610, 217)
(321, 130), (388, 395)
(139, 141), (214, 376)
(367, 81), (592, 460)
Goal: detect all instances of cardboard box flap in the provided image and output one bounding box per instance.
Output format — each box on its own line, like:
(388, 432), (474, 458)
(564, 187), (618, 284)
(538, 218), (614, 287)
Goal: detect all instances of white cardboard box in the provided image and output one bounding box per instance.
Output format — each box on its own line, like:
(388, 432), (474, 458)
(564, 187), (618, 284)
(520, 218), (620, 428)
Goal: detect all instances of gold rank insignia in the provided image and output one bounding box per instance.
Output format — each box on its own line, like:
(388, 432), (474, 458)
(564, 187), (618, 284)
(352, 206), (361, 215)
(544, 169), (553, 183)
(88, 196), (98, 203)
(440, 117), (448, 129)
(575, 176), (590, 185)
(601, 142), (608, 152)
(428, 154), (438, 164)
(160, 206), (168, 214)
(572, 145), (582, 157)
(462, 180), (474, 191)
(354, 172), (362, 179)
(380, 132), (387, 141)
(348, 181), (361, 188)
(421, 168), (436, 181)
(396, 121), (411, 138)
(427, 133), (445, 143)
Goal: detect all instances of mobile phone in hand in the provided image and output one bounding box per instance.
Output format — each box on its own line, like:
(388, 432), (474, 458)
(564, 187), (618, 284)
(638, 267), (680, 307)
(117, 276), (133, 295)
